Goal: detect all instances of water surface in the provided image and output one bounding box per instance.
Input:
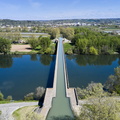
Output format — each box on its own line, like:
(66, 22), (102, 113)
(0, 54), (55, 100)
(66, 55), (120, 88)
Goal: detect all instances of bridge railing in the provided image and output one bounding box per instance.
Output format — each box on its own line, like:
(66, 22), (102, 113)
(65, 58), (70, 89)
(74, 88), (79, 105)
(62, 41), (79, 106)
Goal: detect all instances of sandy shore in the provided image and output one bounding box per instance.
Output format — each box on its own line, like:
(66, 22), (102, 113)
(11, 45), (32, 52)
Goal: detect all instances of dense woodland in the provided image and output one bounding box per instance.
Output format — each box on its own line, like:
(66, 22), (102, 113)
(72, 27), (120, 55)
(0, 26), (120, 55)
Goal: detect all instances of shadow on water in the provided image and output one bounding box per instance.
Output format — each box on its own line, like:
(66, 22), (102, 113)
(38, 54), (56, 107)
(46, 55), (56, 88)
(39, 54), (56, 88)
(0, 55), (13, 68)
(40, 54), (53, 66)
(30, 54), (38, 61)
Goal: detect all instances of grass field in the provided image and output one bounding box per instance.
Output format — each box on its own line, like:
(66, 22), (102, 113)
(13, 105), (43, 120)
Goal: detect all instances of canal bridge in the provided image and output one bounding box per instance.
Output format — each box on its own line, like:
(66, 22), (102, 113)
(40, 38), (79, 120)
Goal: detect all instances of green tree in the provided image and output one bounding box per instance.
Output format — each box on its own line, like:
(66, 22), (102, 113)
(0, 37), (11, 54)
(0, 91), (4, 101)
(28, 37), (38, 50)
(75, 38), (88, 54)
(39, 37), (51, 51)
(89, 46), (98, 55)
(7, 96), (12, 101)
(60, 27), (74, 40)
(47, 28), (60, 39)
(24, 92), (34, 101)
(104, 66), (120, 94)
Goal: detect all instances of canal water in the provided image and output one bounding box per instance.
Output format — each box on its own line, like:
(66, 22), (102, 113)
(46, 38), (73, 119)
(0, 54), (120, 100)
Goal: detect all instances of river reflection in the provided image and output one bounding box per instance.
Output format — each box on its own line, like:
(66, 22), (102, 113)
(1, 54), (120, 99)
(0, 54), (55, 100)
(0, 55), (13, 68)
(66, 55), (120, 88)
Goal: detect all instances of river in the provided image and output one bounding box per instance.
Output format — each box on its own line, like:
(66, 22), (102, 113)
(0, 54), (119, 100)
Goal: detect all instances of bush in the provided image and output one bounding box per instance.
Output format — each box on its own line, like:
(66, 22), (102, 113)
(0, 111), (2, 115)
(7, 96), (12, 101)
(23, 86), (45, 101)
(104, 66), (120, 95)
(76, 97), (120, 120)
(34, 87), (45, 100)
(24, 92), (34, 101)
(63, 43), (73, 54)
(39, 37), (51, 51)
(89, 46), (98, 55)
(0, 37), (11, 54)
(76, 82), (108, 99)
(45, 48), (53, 54)
(28, 38), (38, 49)
(0, 91), (4, 101)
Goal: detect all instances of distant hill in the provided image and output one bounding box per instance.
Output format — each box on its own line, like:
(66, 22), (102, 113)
(0, 18), (120, 26)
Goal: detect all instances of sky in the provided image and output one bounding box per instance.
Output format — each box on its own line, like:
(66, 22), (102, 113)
(0, 0), (120, 20)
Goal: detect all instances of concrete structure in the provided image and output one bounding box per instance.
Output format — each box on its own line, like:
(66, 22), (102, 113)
(40, 38), (79, 119)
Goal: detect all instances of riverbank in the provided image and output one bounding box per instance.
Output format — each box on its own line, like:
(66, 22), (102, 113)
(11, 45), (32, 52)
(10, 43), (56, 55)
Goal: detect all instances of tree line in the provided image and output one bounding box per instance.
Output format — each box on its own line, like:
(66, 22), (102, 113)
(1, 26), (120, 55)
(72, 27), (120, 55)
(42, 27), (120, 55)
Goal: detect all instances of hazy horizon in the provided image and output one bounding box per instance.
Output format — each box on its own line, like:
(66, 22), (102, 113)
(0, 0), (120, 20)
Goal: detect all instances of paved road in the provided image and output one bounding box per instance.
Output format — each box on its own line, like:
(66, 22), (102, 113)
(0, 102), (38, 120)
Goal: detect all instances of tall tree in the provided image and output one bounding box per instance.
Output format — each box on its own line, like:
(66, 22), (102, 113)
(39, 37), (51, 51)
(0, 37), (11, 54)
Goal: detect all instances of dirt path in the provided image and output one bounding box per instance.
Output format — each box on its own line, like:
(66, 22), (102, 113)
(0, 102), (38, 120)
(11, 45), (32, 52)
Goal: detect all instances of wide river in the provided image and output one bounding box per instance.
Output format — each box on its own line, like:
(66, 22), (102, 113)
(0, 54), (120, 100)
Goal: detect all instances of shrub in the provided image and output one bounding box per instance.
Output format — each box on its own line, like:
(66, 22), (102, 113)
(76, 82), (108, 99)
(0, 37), (11, 54)
(76, 97), (120, 120)
(0, 91), (4, 101)
(24, 92), (34, 101)
(28, 38), (38, 50)
(89, 46), (98, 55)
(34, 87), (45, 100)
(0, 111), (2, 115)
(45, 48), (52, 54)
(104, 66), (120, 95)
(7, 95), (12, 101)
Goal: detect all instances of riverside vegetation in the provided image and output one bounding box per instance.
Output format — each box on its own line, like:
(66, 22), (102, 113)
(76, 66), (120, 120)
(0, 86), (45, 104)
(0, 27), (120, 55)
